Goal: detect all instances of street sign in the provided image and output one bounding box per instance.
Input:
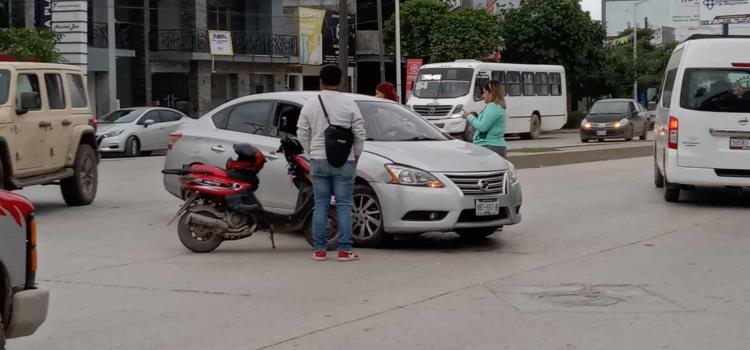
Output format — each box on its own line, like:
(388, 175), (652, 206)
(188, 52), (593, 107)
(406, 58), (423, 101)
(700, 0), (750, 24)
(209, 31), (234, 56)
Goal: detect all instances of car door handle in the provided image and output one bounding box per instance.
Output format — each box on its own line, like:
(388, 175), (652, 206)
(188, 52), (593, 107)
(38, 121), (51, 128)
(62, 119), (72, 126)
(211, 145), (225, 153)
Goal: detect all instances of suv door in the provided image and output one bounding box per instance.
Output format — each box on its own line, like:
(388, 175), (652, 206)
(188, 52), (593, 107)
(42, 72), (69, 170)
(203, 101), (297, 213)
(13, 73), (47, 174)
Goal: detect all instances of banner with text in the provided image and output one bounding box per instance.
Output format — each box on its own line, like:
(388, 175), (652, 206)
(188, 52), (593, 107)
(700, 0), (750, 24)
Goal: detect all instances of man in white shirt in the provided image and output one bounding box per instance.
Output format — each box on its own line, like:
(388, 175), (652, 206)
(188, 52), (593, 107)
(297, 65), (366, 261)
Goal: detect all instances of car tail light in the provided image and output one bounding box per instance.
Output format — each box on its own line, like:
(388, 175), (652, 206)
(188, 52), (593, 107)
(732, 62), (750, 68)
(26, 214), (37, 288)
(668, 116), (679, 150)
(168, 132), (183, 150)
(89, 117), (99, 130)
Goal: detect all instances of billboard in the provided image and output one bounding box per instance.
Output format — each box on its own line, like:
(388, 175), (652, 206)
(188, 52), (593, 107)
(299, 7), (326, 65)
(700, 0), (750, 24)
(672, 0), (700, 25)
(35, 0), (54, 28)
(322, 11), (356, 65)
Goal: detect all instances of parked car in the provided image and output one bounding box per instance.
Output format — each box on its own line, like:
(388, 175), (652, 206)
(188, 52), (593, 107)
(163, 92), (522, 247)
(0, 62), (98, 206)
(654, 35), (750, 202)
(96, 107), (191, 157)
(0, 190), (49, 349)
(580, 99), (649, 142)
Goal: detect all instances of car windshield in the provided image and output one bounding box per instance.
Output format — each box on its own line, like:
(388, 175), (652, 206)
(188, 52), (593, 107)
(680, 69), (750, 113)
(356, 101), (448, 142)
(413, 68), (474, 99)
(590, 101), (630, 114)
(0, 70), (9, 105)
(100, 109), (141, 123)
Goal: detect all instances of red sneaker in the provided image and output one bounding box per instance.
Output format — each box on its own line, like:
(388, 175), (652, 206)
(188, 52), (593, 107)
(313, 250), (327, 261)
(337, 251), (359, 262)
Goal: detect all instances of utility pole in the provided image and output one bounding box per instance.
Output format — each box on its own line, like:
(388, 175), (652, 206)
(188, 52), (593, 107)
(376, 0), (386, 83)
(395, 0), (402, 103)
(339, 0), (349, 92)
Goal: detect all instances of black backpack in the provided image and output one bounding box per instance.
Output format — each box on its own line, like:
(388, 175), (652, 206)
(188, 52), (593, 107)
(318, 94), (354, 168)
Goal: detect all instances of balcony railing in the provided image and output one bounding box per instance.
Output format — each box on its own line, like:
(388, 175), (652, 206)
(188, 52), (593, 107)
(88, 22), (109, 48)
(150, 29), (298, 57)
(87, 22), (141, 51)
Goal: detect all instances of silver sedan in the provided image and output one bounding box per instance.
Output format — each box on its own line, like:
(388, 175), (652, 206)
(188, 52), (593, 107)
(162, 92), (522, 247)
(96, 107), (192, 157)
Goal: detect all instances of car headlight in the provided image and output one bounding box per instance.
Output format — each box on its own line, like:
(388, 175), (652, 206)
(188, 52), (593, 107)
(448, 104), (464, 119)
(506, 161), (519, 185)
(103, 129), (125, 138)
(581, 119), (591, 129)
(385, 164), (444, 188)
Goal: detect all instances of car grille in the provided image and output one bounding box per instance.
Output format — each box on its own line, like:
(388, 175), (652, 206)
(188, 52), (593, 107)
(413, 105), (453, 118)
(444, 172), (506, 195)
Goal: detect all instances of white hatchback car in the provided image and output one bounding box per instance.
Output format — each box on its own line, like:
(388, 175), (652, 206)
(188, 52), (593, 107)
(96, 107), (191, 157)
(654, 36), (750, 202)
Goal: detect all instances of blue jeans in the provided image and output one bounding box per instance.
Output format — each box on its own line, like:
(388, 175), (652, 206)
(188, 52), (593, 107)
(311, 159), (356, 251)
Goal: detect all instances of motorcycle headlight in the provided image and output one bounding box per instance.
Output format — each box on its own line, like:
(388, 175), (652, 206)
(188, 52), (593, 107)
(103, 129), (125, 138)
(506, 161), (519, 185)
(385, 164), (444, 188)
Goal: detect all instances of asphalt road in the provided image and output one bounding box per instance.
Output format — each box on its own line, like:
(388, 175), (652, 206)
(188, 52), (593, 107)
(8, 156), (750, 350)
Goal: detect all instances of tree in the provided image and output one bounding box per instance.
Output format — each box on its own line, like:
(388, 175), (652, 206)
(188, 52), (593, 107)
(498, 0), (607, 100)
(0, 28), (63, 63)
(384, 0), (500, 63)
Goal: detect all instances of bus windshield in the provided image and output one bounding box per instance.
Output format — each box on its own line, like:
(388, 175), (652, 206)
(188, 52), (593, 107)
(413, 68), (474, 99)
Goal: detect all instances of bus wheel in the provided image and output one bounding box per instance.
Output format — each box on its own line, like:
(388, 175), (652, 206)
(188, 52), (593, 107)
(522, 114), (542, 140)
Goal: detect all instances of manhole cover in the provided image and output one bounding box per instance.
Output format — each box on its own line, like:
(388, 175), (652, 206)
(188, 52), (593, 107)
(535, 291), (624, 307)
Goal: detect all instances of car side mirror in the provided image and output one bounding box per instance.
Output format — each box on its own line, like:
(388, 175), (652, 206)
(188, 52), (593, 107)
(16, 92), (41, 115)
(143, 119), (155, 127)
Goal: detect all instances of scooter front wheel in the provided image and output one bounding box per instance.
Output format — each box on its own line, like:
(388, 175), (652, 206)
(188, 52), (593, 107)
(178, 210), (224, 253)
(304, 210), (339, 251)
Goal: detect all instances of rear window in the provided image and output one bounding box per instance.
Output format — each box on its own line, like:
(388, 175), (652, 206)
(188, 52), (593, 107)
(0, 70), (9, 105)
(680, 69), (750, 113)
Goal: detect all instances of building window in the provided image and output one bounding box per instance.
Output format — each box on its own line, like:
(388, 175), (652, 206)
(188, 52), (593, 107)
(207, 6), (231, 30)
(522, 72), (535, 96)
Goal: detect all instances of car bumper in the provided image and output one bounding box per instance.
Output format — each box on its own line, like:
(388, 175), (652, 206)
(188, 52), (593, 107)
(6, 288), (49, 338)
(429, 117), (466, 134)
(666, 159), (750, 187)
(580, 127), (628, 139)
(372, 180), (522, 234)
(96, 135), (125, 153)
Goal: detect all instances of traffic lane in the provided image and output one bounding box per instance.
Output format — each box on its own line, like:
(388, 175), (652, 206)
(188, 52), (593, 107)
(507, 130), (654, 150)
(11, 157), (746, 349)
(17, 156), (187, 279)
(269, 190), (750, 350)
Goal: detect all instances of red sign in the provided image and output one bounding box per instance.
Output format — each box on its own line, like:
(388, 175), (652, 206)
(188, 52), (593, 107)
(405, 58), (423, 101)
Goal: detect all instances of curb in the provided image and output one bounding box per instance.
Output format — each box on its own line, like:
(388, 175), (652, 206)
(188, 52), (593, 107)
(508, 145), (654, 169)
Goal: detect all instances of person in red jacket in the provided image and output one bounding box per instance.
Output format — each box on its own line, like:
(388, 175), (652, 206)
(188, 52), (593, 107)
(375, 82), (398, 102)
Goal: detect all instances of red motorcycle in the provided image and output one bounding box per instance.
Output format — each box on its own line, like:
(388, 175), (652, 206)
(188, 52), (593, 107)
(162, 138), (337, 253)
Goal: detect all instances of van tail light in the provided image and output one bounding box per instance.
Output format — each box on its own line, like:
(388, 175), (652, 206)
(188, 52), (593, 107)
(25, 214), (37, 288)
(168, 132), (183, 150)
(668, 116), (679, 150)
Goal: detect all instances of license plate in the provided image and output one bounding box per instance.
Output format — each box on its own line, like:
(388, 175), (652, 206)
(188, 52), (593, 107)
(475, 199), (500, 217)
(596, 131), (607, 136)
(730, 137), (750, 150)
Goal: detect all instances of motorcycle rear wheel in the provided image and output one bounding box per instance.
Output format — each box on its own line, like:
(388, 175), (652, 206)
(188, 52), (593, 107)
(178, 210), (224, 253)
(303, 210), (339, 251)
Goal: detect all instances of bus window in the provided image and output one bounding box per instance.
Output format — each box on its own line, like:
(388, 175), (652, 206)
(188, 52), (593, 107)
(474, 73), (490, 101)
(523, 72), (536, 96)
(507, 72), (521, 96)
(550, 73), (562, 96)
(535, 73), (549, 96)
(492, 71), (506, 84)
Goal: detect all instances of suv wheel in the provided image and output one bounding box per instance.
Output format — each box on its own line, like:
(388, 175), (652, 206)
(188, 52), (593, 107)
(664, 181), (680, 203)
(61, 144), (98, 206)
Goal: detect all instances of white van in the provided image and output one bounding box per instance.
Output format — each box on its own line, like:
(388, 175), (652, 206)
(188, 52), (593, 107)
(407, 60), (567, 139)
(654, 36), (750, 202)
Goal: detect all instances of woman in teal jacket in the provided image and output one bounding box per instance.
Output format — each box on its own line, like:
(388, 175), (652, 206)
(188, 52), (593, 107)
(463, 80), (508, 157)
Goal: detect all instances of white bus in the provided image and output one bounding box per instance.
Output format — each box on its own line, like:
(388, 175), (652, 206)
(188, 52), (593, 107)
(407, 60), (568, 139)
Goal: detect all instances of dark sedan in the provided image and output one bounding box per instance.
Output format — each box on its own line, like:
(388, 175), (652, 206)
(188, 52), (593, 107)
(580, 99), (649, 142)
